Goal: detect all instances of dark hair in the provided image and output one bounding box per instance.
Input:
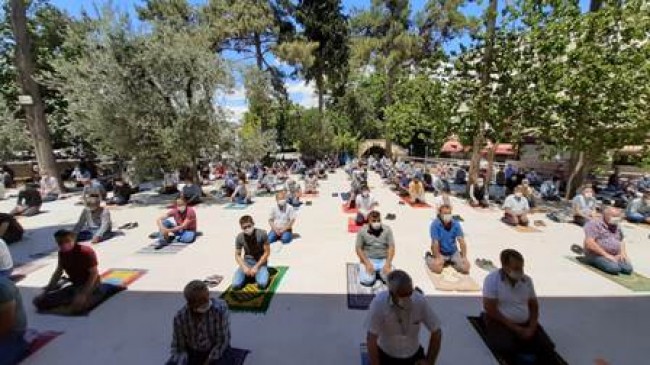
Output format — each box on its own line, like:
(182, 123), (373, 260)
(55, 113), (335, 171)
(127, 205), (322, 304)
(500, 249), (524, 266)
(54, 229), (76, 244)
(368, 210), (381, 221)
(239, 215), (254, 226)
(438, 204), (452, 213)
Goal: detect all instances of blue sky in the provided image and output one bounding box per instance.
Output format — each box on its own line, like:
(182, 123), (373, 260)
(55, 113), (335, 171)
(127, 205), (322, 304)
(49, 0), (589, 121)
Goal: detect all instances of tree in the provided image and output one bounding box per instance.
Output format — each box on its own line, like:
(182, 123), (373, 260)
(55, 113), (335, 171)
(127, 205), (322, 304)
(9, 0), (61, 187)
(416, 0), (479, 61)
(285, 107), (334, 158)
(54, 4), (233, 179)
(236, 112), (277, 162)
(0, 95), (31, 161)
(289, 0), (350, 112)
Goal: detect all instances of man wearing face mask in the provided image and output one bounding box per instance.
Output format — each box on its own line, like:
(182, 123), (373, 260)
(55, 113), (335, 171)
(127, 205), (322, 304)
(355, 185), (379, 226)
(268, 191), (297, 245)
(519, 179), (537, 209)
(285, 178), (302, 207)
(167, 280), (231, 365)
(572, 185), (598, 226)
(482, 249), (555, 364)
(425, 205), (470, 274)
(33, 230), (100, 314)
(366, 270), (442, 365)
(232, 215), (270, 290)
(73, 193), (113, 244)
(625, 189), (650, 224)
(502, 186), (531, 226)
(583, 207), (633, 275)
(356, 211), (395, 287)
(469, 177), (489, 208)
(230, 177), (251, 205)
(304, 170), (319, 194)
(156, 198), (198, 246)
(408, 176), (426, 205)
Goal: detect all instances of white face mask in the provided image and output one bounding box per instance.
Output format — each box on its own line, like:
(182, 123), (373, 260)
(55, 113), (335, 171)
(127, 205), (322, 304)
(584, 193), (593, 199)
(396, 296), (412, 308)
(441, 214), (453, 223)
(362, 192), (369, 197)
(370, 222), (381, 230)
(194, 302), (211, 314)
(243, 227), (254, 235)
(277, 200), (286, 208)
(608, 217), (622, 225)
(514, 193), (523, 198)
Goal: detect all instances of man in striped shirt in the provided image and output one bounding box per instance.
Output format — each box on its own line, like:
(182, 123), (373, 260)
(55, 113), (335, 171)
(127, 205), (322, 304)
(167, 281), (231, 365)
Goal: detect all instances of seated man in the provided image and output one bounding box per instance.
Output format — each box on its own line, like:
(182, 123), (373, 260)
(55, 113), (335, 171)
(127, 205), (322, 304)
(285, 178), (302, 207)
(520, 179), (536, 208)
(355, 185), (378, 226)
(366, 270), (441, 365)
(39, 170), (60, 202)
(257, 169), (276, 193)
(426, 204), (470, 274)
(268, 191), (296, 245)
(408, 176), (426, 204)
(432, 188), (453, 213)
(10, 183), (42, 217)
(483, 249), (556, 364)
(160, 171), (180, 195)
(572, 186), (598, 226)
(73, 194), (112, 244)
(167, 280), (231, 365)
(625, 189), (650, 224)
(230, 178), (251, 205)
(33, 230), (100, 314)
(81, 178), (107, 201)
(156, 198), (198, 246)
(583, 207), (633, 275)
(107, 178), (132, 206)
(348, 171), (364, 208)
(356, 211), (395, 287)
(503, 186), (530, 226)
(0, 213), (23, 244)
(540, 177), (561, 202)
(181, 177), (203, 206)
(0, 276), (28, 365)
(232, 215), (270, 290)
(222, 172), (237, 197)
(469, 177), (489, 208)
(304, 171), (319, 194)
(0, 239), (13, 278)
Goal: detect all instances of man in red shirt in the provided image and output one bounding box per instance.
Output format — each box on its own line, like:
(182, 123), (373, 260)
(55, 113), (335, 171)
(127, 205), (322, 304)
(156, 197), (197, 247)
(33, 230), (100, 314)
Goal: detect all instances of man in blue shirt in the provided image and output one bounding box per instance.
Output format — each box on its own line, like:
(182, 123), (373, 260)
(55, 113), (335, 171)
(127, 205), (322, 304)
(425, 204), (470, 274)
(0, 276), (28, 365)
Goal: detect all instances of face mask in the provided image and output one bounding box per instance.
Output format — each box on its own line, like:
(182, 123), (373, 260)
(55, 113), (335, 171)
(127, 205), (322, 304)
(396, 296), (412, 308)
(59, 243), (74, 253)
(441, 214), (453, 223)
(194, 302), (211, 314)
(278, 201), (286, 208)
(608, 217), (622, 225)
(515, 193), (523, 198)
(177, 206), (187, 213)
(584, 193), (593, 199)
(243, 227), (254, 235)
(477, 182), (484, 187)
(370, 222), (381, 230)
(362, 192), (369, 197)
(507, 271), (523, 281)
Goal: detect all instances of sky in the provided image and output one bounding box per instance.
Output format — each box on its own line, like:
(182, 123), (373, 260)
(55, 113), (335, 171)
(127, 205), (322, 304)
(49, 0), (589, 122)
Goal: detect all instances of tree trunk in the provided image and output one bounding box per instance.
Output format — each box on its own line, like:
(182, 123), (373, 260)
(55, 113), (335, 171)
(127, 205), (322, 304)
(590, 0), (603, 12)
(254, 32), (264, 71)
(565, 151), (587, 200)
(468, 0), (498, 188)
(486, 142), (497, 188)
(316, 73), (324, 114)
(10, 0), (62, 190)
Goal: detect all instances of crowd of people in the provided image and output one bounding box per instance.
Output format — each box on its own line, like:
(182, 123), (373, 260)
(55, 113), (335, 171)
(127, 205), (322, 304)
(0, 155), (648, 365)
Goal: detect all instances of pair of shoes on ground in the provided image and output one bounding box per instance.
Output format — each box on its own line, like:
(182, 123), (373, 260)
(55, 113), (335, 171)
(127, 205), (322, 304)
(475, 258), (497, 271)
(385, 213), (396, 220)
(118, 222), (138, 230)
(570, 244), (584, 255)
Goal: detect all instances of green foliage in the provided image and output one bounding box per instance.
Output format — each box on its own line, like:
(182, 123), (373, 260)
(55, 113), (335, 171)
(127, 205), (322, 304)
(285, 107), (334, 158)
(53, 3), (233, 174)
(237, 112), (277, 162)
(0, 95), (31, 160)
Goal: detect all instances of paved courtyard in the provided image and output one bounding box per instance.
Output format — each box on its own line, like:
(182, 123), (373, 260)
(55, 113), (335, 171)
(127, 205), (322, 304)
(4, 170), (650, 365)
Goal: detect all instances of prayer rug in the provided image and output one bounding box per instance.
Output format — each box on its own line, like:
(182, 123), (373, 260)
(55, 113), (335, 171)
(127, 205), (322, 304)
(348, 218), (362, 234)
(302, 192), (319, 198)
(38, 283), (125, 317)
(505, 224), (541, 233)
(424, 264), (480, 292)
(137, 243), (188, 254)
(10, 261), (49, 282)
(255, 190), (276, 198)
(399, 196), (431, 208)
(100, 268), (147, 287)
(26, 330), (63, 356)
(220, 266), (288, 314)
(346, 263), (386, 310)
(342, 204), (358, 214)
(225, 203), (251, 210)
(468, 316), (569, 365)
(566, 256), (650, 292)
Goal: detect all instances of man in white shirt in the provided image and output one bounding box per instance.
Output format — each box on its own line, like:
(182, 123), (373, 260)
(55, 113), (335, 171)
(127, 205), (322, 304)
(502, 186), (530, 226)
(366, 270), (442, 365)
(482, 249), (555, 364)
(39, 170), (60, 202)
(355, 185), (378, 225)
(268, 191), (297, 244)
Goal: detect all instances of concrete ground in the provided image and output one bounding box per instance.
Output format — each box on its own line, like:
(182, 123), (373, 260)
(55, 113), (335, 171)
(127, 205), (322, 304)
(4, 170), (650, 365)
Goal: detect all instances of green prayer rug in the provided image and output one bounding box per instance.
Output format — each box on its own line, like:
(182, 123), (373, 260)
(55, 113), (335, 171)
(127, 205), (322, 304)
(220, 266), (288, 314)
(567, 256), (650, 292)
